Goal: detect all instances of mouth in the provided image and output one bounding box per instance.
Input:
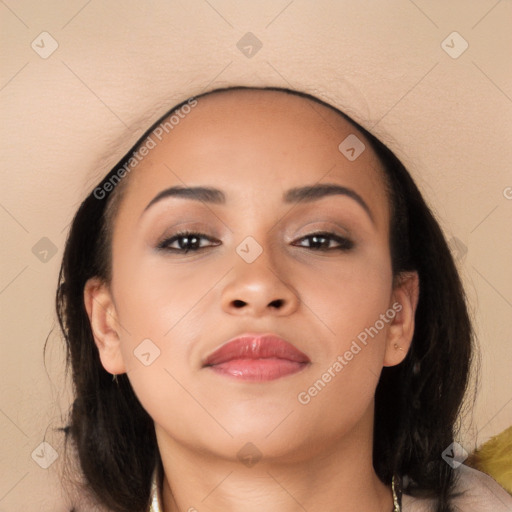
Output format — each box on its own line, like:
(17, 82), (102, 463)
(203, 333), (311, 382)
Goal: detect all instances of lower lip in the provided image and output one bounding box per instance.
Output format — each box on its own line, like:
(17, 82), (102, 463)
(207, 358), (308, 381)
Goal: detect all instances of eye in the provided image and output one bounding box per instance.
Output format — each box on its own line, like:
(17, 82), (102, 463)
(293, 231), (354, 251)
(155, 230), (353, 254)
(156, 231), (220, 253)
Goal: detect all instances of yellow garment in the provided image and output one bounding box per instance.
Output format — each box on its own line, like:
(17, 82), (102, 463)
(466, 426), (512, 495)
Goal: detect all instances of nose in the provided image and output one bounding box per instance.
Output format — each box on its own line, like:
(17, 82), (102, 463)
(220, 247), (300, 318)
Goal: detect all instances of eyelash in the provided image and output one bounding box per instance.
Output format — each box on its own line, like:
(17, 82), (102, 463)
(156, 230), (354, 254)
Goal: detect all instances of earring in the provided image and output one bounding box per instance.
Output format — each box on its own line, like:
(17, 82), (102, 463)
(394, 343), (405, 351)
(112, 373), (118, 383)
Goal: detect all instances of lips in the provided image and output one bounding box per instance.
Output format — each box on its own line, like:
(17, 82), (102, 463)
(203, 333), (310, 382)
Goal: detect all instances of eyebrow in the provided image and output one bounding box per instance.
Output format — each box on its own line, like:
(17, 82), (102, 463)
(142, 183), (374, 223)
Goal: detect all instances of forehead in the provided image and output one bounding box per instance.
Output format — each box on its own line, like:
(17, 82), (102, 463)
(118, 89), (388, 220)
(157, 89), (366, 161)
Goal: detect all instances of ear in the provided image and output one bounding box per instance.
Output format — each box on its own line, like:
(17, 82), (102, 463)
(383, 271), (420, 367)
(84, 277), (126, 375)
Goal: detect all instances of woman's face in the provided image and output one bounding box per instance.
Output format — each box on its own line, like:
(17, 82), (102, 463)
(86, 89), (416, 462)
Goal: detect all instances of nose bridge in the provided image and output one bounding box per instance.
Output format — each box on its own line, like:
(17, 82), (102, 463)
(220, 231), (299, 316)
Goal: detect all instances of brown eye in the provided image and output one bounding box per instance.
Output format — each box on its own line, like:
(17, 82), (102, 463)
(157, 231), (220, 253)
(293, 232), (354, 251)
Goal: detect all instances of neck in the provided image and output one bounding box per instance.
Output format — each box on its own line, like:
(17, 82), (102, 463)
(156, 410), (393, 512)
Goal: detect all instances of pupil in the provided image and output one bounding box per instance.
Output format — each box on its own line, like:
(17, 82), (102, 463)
(182, 235), (198, 249)
(312, 235), (325, 247)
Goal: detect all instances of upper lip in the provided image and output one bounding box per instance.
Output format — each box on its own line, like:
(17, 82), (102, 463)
(203, 333), (311, 366)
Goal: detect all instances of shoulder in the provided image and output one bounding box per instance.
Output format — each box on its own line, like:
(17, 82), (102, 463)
(450, 464), (512, 511)
(402, 465), (512, 512)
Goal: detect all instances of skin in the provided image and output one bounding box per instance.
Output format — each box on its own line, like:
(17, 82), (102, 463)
(84, 89), (419, 512)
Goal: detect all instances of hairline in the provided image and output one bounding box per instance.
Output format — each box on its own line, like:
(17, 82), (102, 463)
(100, 86), (395, 281)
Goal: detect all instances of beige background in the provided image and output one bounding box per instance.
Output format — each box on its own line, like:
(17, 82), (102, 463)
(1, 0), (511, 510)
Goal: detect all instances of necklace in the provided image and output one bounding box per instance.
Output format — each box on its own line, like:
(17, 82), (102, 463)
(392, 475), (401, 512)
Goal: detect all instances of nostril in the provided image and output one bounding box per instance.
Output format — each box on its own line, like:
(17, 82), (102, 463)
(230, 299), (284, 309)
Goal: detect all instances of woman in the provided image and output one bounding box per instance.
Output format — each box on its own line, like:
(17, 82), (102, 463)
(56, 86), (512, 511)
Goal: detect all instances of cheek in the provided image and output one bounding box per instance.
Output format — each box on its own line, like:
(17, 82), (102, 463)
(299, 240), (394, 350)
(109, 262), (214, 445)
(112, 251), (221, 344)
(109, 254), (228, 430)
(293, 243), (393, 407)
(293, 263), (394, 441)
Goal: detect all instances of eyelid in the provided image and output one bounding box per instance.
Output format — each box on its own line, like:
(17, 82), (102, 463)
(152, 220), (218, 243)
(288, 220), (353, 240)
